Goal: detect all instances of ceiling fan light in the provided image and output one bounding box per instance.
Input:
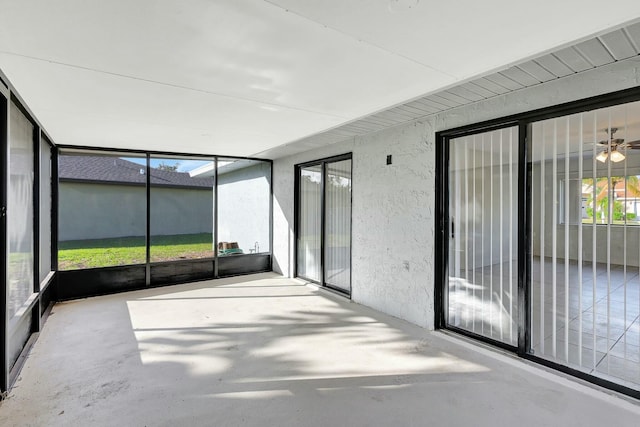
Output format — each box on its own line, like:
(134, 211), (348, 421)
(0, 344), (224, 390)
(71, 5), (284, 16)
(610, 149), (626, 163)
(596, 151), (609, 163)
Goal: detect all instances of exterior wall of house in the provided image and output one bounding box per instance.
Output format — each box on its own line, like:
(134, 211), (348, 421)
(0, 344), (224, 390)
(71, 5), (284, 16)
(273, 56), (640, 329)
(59, 163), (271, 248)
(59, 182), (213, 241)
(150, 185), (214, 238)
(217, 162), (271, 254)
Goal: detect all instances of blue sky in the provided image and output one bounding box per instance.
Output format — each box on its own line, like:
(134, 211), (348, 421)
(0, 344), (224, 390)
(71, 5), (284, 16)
(123, 157), (211, 172)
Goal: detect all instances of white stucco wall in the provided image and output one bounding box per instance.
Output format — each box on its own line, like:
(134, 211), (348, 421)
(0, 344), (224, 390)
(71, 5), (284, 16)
(217, 162), (271, 254)
(273, 56), (640, 330)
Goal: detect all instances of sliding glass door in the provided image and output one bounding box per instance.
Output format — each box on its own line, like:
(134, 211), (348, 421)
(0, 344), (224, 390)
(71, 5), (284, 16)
(447, 127), (519, 346)
(297, 164), (322, 282)
(531, 101), (640, 389)
(324, 159), (352, 292)
(440, 95), (640, 396)
(297, 155), (352, 295)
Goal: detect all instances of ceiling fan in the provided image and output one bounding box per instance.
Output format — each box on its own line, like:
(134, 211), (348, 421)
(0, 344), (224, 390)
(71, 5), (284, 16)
(595, 127), (640, 163)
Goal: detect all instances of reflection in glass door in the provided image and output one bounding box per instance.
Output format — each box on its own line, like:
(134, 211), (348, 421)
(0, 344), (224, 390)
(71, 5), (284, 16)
(8, 102), (35, 320)
(297, 155), (352, 295)
(447, 127), (519, 346)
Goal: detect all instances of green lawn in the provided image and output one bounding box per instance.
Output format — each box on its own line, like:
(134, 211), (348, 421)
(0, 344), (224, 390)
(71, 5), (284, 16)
(59, 233), (214, 270)
(581, 219), (640, 226)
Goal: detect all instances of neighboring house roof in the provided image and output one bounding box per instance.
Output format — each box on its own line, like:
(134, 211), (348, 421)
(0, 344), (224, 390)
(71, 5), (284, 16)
(59, 155), (214, 188)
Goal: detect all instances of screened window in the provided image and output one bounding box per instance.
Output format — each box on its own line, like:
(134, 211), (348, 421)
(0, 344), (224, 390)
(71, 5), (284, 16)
(57, 152), (147, 270)
(149, 157), (215, 262)
(217, 159), (271, 256)
(8, 102), (35, 318)
(57, 152), (272, 274)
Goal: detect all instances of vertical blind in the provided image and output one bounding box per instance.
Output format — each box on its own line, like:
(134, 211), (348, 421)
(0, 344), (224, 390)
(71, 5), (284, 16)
(298, 165), (322, 282)
(324, 159), (352, 292)
(531, 101), (640, 387)
(448, 127), (518, 346)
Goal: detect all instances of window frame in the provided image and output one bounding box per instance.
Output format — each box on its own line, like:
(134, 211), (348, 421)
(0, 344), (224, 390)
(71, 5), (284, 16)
(294, 153), (353, 297)
(55, 146), (273, 298)
(435, 86), (640, 400)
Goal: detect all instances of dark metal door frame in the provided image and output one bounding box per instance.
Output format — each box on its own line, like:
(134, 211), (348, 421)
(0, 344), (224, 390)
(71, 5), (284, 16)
(435, 121), (523, 354)
(54, 148), (273, 300)
(0, 83), (9, 393)
(434, 87), (640, 399)
(294, 153), (352, 296)
(0, 71), (59, 394)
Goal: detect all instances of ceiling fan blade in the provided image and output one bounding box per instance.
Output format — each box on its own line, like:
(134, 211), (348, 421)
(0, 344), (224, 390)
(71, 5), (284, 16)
(620, 140), (640, 149)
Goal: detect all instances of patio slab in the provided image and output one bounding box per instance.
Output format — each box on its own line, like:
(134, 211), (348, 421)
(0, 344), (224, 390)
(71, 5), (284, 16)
(0, 273), (638, 426)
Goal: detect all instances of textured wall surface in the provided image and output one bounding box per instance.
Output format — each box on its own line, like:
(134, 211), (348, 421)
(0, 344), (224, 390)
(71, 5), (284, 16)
(272, 57), (640, 330)
(218, 163), (271, 254)
(351, 120), (435, 327)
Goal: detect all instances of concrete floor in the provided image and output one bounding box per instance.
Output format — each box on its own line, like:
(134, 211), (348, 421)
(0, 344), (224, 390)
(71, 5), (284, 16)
(1, 273), (639, 426)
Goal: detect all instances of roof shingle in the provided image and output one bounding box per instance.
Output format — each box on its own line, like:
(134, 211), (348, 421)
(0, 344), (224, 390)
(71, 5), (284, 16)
(59, 156), (214, 188)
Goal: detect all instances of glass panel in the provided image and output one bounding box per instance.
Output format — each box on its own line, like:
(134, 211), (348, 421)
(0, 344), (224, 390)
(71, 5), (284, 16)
(217, 159), (271, 256)
(297, 165), (322, 282)
(448, 127), (518, 346)
(324, 159), (351, 292)
(58, 152), (146, 269)
(8, 102), (34, 319)
(39, 140), (52, 283)
(150, 157), (214, 262)
(531, 100), (640, 390)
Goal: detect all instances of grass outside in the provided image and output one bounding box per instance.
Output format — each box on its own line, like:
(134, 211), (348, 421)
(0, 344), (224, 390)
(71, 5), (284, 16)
(59, 233), (214, 270)
(8, 251), (33, 284)
(581, 219), (640, 226)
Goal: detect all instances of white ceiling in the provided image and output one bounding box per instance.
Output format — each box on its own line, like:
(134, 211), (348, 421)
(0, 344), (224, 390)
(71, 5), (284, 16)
(1, 0), (640, 158)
